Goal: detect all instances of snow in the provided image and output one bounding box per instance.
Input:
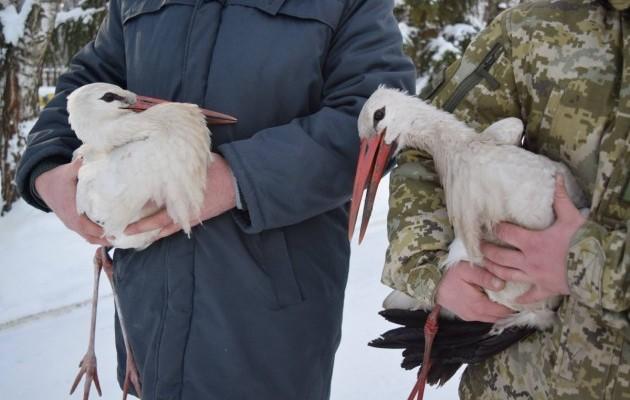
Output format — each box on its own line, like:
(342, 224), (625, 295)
(0, 178), (461, 399)
(429, 35), (461, 62)
(398, 22), (416, 45)
(0, 119), (36, 211)
(416, 75), (430, 93)
(38, 86), (56, 97)
(442, 23), (479, 39)
(55, 6), (105, 28)
(0, 0), (34, 46)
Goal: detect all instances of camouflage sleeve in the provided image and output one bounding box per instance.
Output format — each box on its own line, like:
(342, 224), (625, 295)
(566, 220), (629, 313)
(383, 11), (521, 307)
(383, 149), (452, 306)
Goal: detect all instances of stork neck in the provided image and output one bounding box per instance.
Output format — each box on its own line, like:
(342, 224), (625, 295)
(410, 125), (474, 186)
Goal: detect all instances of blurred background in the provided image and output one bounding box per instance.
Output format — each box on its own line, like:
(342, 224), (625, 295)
(0, 1), (523, 398)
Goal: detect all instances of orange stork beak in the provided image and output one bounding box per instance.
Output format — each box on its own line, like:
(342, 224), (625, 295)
(348, 129), (397, 244)
(125, 95), (238, 125)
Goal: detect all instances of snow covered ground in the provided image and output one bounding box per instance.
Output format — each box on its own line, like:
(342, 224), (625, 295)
(0, 179), (461, 399)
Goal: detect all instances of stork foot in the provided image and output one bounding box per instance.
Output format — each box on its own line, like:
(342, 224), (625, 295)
(122, 350), (142, 400)
(70, 351), (102, 400)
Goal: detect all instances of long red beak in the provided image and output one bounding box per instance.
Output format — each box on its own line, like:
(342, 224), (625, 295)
(125, 95), (238, 125)
(348, 129), (397, 244)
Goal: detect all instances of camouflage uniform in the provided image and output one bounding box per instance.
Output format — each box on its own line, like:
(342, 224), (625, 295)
(384, 1), (630, 398)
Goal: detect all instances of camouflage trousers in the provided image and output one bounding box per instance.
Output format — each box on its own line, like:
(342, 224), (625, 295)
(459, 301), (630, 400)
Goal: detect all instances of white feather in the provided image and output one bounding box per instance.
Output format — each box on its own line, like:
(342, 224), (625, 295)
(362, 87), (588, 334)
(68, 83), (212, 250)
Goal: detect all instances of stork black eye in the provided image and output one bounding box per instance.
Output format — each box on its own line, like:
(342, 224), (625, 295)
(100, 92), (125, 103)
(373, 107), (386, 125)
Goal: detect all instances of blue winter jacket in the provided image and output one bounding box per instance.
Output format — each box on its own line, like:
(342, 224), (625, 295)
(16, 1), (415, 399)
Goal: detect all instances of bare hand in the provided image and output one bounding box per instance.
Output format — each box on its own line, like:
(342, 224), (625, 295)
(124, 153), (236, 238)
(481, 176), (587, 304)
(436, 261), (514, 323)
(35, 158), (110, 246)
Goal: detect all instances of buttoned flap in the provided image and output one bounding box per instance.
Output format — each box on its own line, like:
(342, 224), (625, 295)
(121, 0), (196, 24)
(229, 0), (344, 30)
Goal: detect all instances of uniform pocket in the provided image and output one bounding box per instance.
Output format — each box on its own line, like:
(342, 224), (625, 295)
(554, 300), (614, 393)
(245, 229), (304, 309)
(537, 80), (610, 191)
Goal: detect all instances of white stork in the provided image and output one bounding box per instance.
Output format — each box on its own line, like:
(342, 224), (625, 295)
(66, 83), (236, 400)
(348, 87), (587, 399)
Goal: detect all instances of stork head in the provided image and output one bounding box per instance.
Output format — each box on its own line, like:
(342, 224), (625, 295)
(67, 83), (137, 145)
(67, 82), (238, 148)
(349, 87), (419, 243)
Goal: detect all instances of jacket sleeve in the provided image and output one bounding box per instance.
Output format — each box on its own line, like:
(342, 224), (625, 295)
(15, 0), (126, 212)
(217, 0), (416, 234)
(567, 221), (629, 313)
(383, 12), (522, 306)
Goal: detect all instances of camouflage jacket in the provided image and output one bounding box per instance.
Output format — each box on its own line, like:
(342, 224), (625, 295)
(384, 1), (630, 398)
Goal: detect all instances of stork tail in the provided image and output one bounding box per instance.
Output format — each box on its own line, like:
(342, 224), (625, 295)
(369, 308), (536, 396)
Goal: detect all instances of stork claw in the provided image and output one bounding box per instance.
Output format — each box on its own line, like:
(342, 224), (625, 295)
(122, 350), (142, 400)
(70, 351), (102, 399)
(96, 247), (143, 399)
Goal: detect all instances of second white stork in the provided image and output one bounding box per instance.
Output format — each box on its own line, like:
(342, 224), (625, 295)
(348, 87), (587, 399)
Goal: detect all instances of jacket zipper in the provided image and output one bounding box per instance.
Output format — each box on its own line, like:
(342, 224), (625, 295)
(443, 42), (505, 113)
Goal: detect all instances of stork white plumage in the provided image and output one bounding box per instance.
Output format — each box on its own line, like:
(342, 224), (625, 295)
(349, 87), (587, 399)
(66, 83), (236, 400)
(69, 83), (214, 249)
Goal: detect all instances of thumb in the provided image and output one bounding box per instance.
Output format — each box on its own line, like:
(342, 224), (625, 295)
(553, 174), (575, 221)
(70, 156), (83, 174)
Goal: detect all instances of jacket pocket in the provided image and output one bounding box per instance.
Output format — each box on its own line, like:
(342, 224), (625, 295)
(246, 229), (304, 309)
(229, 0), (344, 30)
(121, 0), (196, 24)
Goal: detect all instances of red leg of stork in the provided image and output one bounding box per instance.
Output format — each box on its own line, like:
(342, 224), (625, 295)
(99, 247), (143, 400)
(407, 305), (441, 400)
(70, 249), (104, 399)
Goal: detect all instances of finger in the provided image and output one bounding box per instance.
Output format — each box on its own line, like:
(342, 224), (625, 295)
(483, 258), (530, 283)
(481, 242), (526, 270)
(454, 284), (510, 323)
(459, 263), (505, 291)
(125, 209), (173, 235)
(157, 223), (182, 239)
(462, 298), (513, 323)
(494, 222), (531, 249)
(83, 234), (111, 246)
(462, 312), (502, 324)
(517, 286), (554, 304)
(553, 174), (578, 221)
(77, 215), (105, 238)
(480, 299), (516, 320)
(70, 156), (83, 171)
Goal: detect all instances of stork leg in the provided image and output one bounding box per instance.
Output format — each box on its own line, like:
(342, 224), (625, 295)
(70, 249), (104, 400)
(99, 247), (143, 400)
(407, 305), (441, 400)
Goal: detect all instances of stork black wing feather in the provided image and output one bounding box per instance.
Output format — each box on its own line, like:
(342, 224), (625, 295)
(371, 309), (536, 385)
